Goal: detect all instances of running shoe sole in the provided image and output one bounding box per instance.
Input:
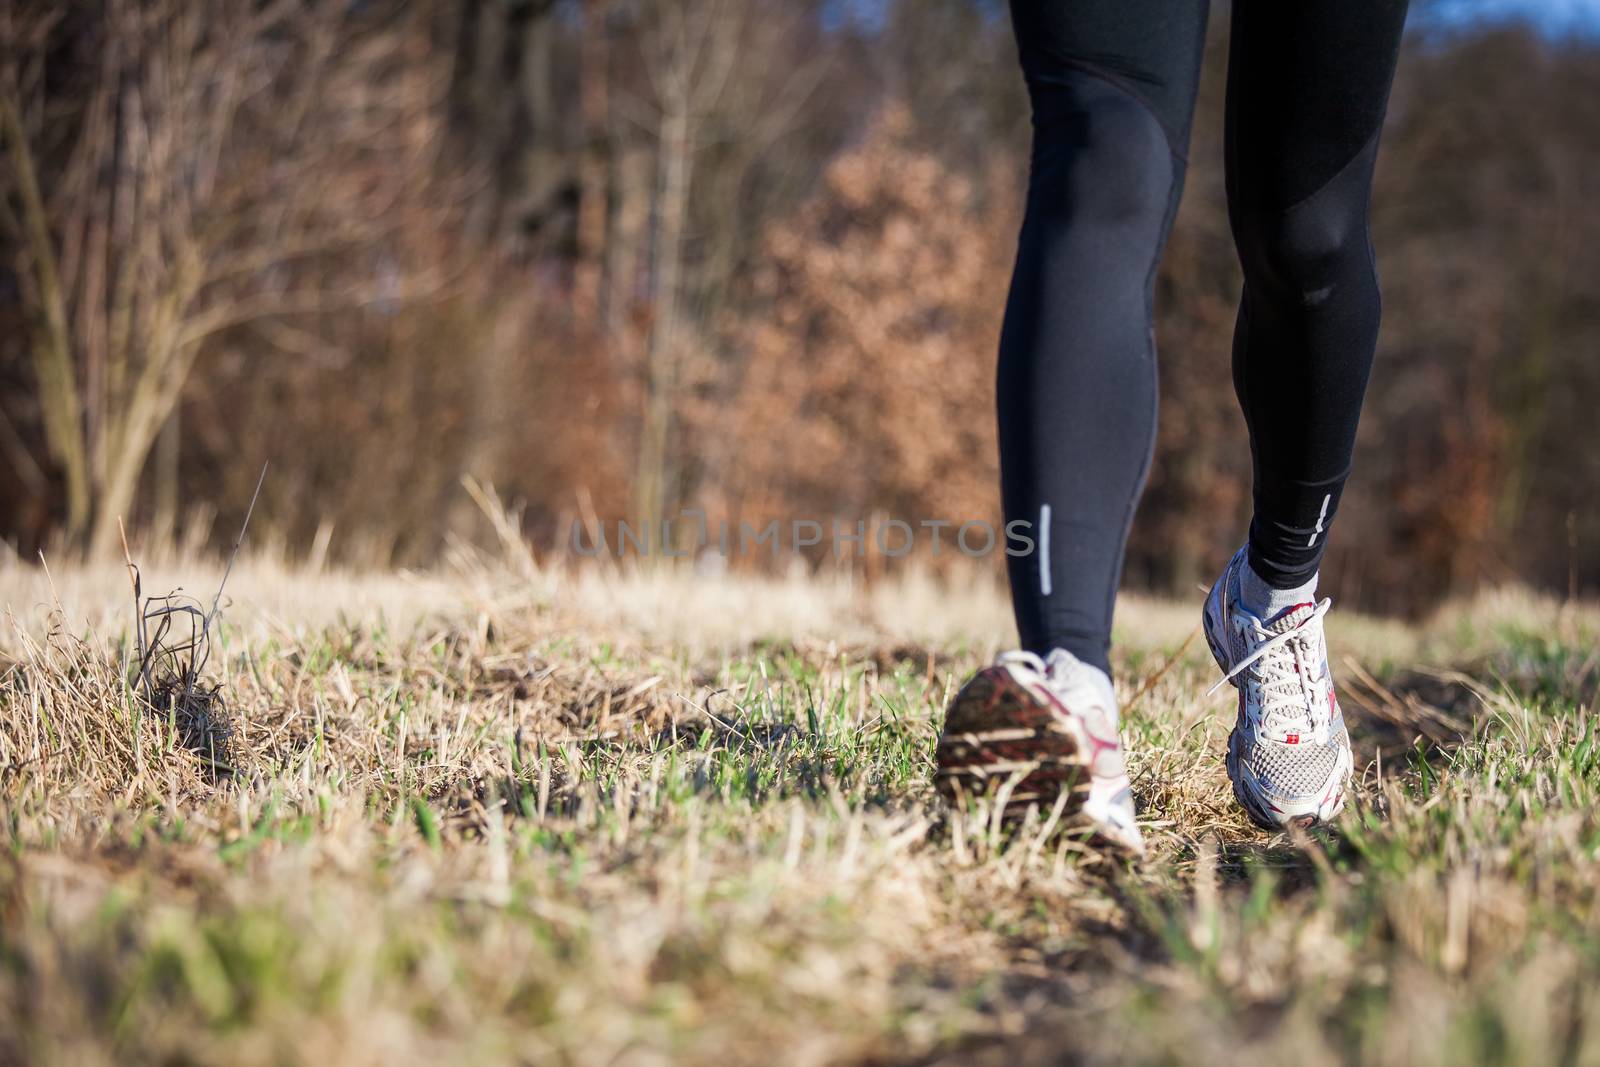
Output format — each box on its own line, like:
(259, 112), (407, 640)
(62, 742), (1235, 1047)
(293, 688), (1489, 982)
(934, 665), (1087, 810)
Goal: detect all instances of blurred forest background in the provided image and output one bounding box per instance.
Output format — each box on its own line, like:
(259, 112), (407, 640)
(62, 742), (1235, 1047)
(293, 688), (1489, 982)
(1, 0), (1597, 614)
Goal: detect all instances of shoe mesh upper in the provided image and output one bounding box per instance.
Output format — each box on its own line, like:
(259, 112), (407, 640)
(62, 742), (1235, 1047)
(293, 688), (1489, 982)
(1238, 729), (1343, 798)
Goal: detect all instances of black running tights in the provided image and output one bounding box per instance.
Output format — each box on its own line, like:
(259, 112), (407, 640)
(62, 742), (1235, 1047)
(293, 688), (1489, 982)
(1000, 0), (1409, 672)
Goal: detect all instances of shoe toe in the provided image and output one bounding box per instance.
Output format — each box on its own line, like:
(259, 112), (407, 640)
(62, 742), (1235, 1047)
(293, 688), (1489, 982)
(1233, 731), (1348, 827)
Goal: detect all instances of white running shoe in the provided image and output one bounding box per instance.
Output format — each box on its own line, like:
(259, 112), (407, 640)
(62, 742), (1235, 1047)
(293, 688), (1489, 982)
(1203, 546), (1352, 830)
(936, 648), (1144, 853)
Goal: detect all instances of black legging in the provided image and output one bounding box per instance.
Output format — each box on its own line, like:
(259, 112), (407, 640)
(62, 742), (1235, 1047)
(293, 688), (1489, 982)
(1000, 0), (1409, 672)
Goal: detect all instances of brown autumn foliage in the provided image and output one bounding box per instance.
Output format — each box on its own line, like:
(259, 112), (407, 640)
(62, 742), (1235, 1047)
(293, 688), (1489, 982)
(697, 106), (1011, 547)
(1, 2), (1598, 614)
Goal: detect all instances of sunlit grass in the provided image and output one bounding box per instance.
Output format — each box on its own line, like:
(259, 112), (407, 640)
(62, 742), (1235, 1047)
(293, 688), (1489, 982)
(1, 558), (1597, 1065)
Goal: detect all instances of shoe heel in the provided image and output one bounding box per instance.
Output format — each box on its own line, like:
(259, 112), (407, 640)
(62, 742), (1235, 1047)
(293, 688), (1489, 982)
(1201, 592), (1229, 674)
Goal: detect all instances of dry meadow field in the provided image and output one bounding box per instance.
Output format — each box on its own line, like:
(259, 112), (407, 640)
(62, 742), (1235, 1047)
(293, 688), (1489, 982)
(1, 543), (1598, 1066)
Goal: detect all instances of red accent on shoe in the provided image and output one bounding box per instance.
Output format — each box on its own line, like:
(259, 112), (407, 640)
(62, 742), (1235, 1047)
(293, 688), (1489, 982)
(1264, 601), (1318, 626)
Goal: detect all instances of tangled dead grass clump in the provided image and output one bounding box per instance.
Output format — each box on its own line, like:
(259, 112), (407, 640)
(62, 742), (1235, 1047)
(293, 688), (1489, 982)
(128, 584), (235, 777)
(119, 470), (264, 778)
(0, 606), (223, 812)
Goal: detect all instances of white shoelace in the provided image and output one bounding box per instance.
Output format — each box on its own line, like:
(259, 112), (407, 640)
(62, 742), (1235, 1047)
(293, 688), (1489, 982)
(999, 649), (1101, 697)
(997, 649), (1109, 717)
(1206, 598), (1333, 733)
(997, 650), (1049, 675)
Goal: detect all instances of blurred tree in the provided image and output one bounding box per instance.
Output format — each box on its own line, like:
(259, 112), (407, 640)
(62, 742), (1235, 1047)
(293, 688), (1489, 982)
(0, 0), (450, 556)
(707, 104), (1012, 545)
(618, 0), (848, 538)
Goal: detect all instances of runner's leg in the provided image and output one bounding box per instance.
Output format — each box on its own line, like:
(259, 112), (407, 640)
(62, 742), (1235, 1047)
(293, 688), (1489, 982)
(1225, 0), (1410, 590)
(1000, 0), (1211, 673)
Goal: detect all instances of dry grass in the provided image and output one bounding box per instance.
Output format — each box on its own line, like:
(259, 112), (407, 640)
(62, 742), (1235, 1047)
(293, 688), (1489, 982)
(1, 551), (1597, 1066)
